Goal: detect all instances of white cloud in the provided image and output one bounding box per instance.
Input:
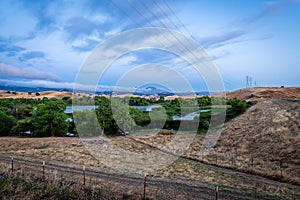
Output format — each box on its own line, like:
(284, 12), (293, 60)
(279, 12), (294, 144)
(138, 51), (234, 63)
(71, 30), (103, 49)
(112, 55), (137, 67)
(0, 62), (61, 82)
(17, 30), (88, 73)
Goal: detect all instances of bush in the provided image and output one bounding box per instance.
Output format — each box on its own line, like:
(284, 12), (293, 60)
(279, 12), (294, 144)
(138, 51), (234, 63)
(228, 99), (248, 116)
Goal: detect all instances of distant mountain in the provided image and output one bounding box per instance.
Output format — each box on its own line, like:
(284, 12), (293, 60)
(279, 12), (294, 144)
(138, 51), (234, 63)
(0, 84), (210, 97)
(0, 85), (72, 93)
(133, 86), (174, 96)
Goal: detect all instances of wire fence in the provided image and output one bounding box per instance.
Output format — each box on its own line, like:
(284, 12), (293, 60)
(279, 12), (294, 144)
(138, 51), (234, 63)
(201, 152), (300, 185)
(0, 155), (298, 200)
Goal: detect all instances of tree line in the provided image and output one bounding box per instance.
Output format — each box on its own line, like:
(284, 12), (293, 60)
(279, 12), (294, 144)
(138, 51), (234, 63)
(0, 96), (251, 137)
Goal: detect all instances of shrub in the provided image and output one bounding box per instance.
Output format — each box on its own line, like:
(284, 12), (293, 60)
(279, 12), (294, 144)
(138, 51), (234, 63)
(228, 98), (248, 116)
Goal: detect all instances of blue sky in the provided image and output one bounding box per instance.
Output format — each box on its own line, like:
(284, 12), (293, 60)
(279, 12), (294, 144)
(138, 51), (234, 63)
(0, 0), (299, 92)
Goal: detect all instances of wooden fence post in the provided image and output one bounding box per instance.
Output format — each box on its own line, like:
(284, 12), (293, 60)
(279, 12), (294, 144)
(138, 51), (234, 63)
(279, 161), (283, 176)
(42, 161), (45, 177)
(143, 174), (147, 199)
(83, 166), (86, 185)
(11, 157), (14, 172)
(215, 185), (219, 200)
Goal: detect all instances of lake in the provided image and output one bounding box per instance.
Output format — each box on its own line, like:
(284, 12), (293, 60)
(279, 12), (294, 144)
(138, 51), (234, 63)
(65, 105), (99, 114)
(65, 105), (210, 121)
(172, 110), (210, 121)
(131, 105), (162, 111)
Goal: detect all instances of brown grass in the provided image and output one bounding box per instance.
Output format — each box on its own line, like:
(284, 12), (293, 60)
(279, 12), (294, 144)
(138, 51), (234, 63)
(1, 135), (299, 198)
(225, 87), (300, 100)
(129, 98), (300, 187)
(0, 90), (95, 99)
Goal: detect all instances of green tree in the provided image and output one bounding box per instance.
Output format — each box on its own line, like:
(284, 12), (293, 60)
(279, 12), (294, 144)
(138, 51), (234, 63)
(73, 110), (101, 137)
(130, 107), (147, 127)
(0, 111), (16, 136)
(14, 104), (33, 120)
(12, 118), (34, 135)
(111, 98), (135, 133)
(33, 100), (68, 137)
(95, 96), (118, 135)
(197, 96), (212, 107)
(128, 97), (149, 106)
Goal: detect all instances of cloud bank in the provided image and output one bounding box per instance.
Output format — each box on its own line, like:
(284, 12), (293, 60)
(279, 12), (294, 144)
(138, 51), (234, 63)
(0, 62), (61, 82)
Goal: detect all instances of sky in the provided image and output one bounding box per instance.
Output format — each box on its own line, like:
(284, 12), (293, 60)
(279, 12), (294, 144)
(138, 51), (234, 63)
(0, 0), (299, 92)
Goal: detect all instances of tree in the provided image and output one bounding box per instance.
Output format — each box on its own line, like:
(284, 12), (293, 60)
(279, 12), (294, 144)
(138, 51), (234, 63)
(0, 111), (16, 136)
(12, 118), (34, 135)
(73, 110), (101, 137)
(197, 96), (211, 107)
(158, 96), (165, 103)
(13, 104), (33, 120)
(129, 107), (147, 127)
(128, 97), (149, 106)
(111, 98), (135, 133)
(33, 100), (68, 137)
(95, 96), (118, 135)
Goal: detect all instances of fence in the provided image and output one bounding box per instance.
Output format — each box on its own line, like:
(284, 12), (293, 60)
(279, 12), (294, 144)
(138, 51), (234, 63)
(0, 155), (298, 200)
(201, 151), (300, 185)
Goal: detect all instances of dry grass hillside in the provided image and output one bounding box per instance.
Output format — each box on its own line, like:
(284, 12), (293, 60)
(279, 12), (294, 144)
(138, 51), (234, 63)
(0, 90), (73, 99)
(0, 90), (95, 99)
(203, 98), (300, 184)
(0, 87), (299, 195)
(226, 87), (300, 100)
(129, 87), (300, 184)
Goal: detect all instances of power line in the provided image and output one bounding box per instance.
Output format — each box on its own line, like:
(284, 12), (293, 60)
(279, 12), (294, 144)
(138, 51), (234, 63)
(136, 0), (210, 69)
(110, 0), (143, 28)
(152, 0), (182, 32)
(123, 0), (182, 49)
(157, 0), (239, 88)
(111, 0), (182, 61)
(111, 0), (233, 91)
(111, 0), (203, 83)
(160, 0), (194, 38)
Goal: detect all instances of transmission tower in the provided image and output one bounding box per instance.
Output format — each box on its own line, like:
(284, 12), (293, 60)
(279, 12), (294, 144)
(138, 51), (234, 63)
(249, 77), (253, 88)
(246, 76), (250, 88)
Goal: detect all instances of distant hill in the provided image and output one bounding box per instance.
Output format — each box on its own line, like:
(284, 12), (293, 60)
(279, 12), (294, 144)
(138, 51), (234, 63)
(0, 84), (211, 97)
(226, 87), (300, 100)
(0, 85), (71, 93)
(0, 90), (74, 99)
(205, 98), (300, 184)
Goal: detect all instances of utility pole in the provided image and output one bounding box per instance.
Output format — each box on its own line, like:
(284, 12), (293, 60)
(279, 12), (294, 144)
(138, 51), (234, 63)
(249, 77), (253, 88)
